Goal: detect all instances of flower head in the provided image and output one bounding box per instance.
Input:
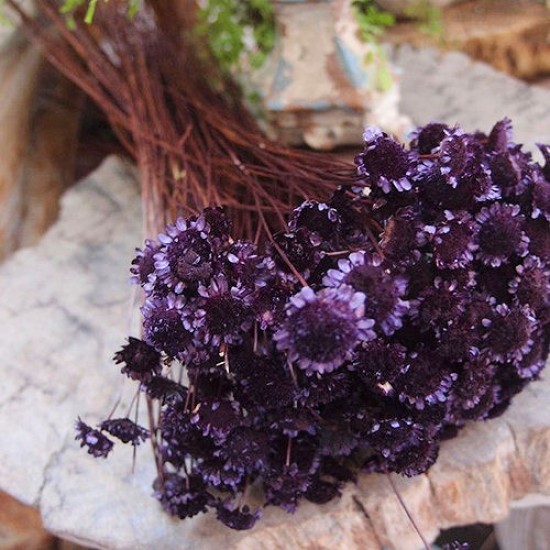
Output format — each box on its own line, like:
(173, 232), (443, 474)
(356, 128), (412, 194)
(75, 418), (113, 458)
(324, 251), (409, 335)
(475, 203), (529, 266)
(142, 295), (193, 357)
(114, 337), (162, 382)
(99, 418), (149, 446)
(274, 286), (374, 375)
(154, 217), (215, 293)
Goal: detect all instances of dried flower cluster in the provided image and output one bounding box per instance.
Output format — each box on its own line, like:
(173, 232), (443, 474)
(77, 120), (550, 530)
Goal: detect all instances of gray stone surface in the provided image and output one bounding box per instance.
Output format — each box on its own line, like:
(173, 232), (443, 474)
(392, 46), (550, 155)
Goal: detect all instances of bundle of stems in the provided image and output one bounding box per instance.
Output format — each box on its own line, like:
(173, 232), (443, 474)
(7, 0), (354, 240)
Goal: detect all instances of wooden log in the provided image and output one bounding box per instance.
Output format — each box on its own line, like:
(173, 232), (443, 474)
(0, 30), (83, 260)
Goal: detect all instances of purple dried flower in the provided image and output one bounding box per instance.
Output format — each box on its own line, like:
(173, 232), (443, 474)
(264, 463), (312, 513)
(397, 351), (458, 409)
(410, 122), (449, 154)
(475, 203), (529, 266)
(352, 339), (406, 390)
(274, 286), (374, 375)
(483, 303), (537, 363)
(190, 397), (241, 442)
(154, 217), (214, 293)
(303, 477), (341, 504)
(437, 130), (475, 185)
(380, 206), (424, 265)
(75, 418), (114, 458)
(272, 228), (322, 275)
(487, 118), (513, 153)
(431, 210), (477, 270)
(216, 427), (269, 472)
(386, 439), (440, 477)
(154, 474), (212, 519)
(531, 175), (550, 221)
(114, 337), (162, 382)
(215, 502), (261, 530)
(324, 251), (409, 335)
(143, 376), (187, 405)
(509, 256), (550, 312)
(288, 200), (341, 240)
(196, 275), (252, 347)
(356, 128), (412, 194)
(142, 295), (193, 357)
(130, 239), (159, 287)
(99, 418), (149, 446)
(525, 218), (550, 261)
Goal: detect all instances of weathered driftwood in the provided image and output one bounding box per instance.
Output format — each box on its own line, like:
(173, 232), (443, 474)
(0, 29), (83, 261)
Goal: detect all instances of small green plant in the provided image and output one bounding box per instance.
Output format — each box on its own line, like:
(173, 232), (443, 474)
(352, 1), (395, 93)
(352, 0), (395, 43)
(196, 0), (276, 74)
(60, 0), (141, 26)
(405, 0), (444, 39)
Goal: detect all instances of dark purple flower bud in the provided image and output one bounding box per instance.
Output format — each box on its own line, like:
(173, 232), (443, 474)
(130, 239), (159, 287)
(525, 218), (550, 262)
(99, 418), (149, 446)
(515, 328), (549, 379)
(356, 128), (412, 194)
(114, 337), (162, 382)
(352, 339), (406, 390)
(216, 427), (270, 472)
(487, 118), (513, 153)
(272, 228), (322, 275)
(413, 277), (468, 331)
(299, 369), (353, 407)
(531, 174), (550, 221)
(201, 206), (232, 246)
(324, 251), (409, 335)
(431, 210), (477, 270)
(75, 418), (114, 458)
(475, 203), (529, 267)
(489, 152), (524, 197)
(274, 286), (374, 375)
(483, 303), (537, 363)
(264, 463), (312, 513)
(195, 275), (253, 347)
(380, 206), (424, 265)
(387, 439), (440, 477)
(365, 416), (424, 459)
(537, 143), (550, 181)
(143, 376), (187, 405)
(303, 476), (341, 504)
(142, 295), (193, 357)
(270, 408), (318, 438)
(438, 130), (476, 185)
(153, 473), (212, 519)
(215, 502), (261, 530)
(509, 256), (550, 312)
(410, 122), (449, 154)
(190, 397), (241, 442)
(288, 200), (341, 240)
(451, 355), (496, 412)
(396, 351), (458, 409)
(154, 217), (214, 293)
